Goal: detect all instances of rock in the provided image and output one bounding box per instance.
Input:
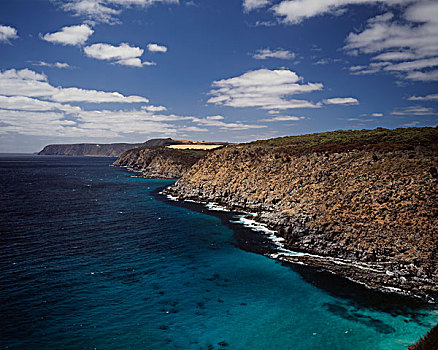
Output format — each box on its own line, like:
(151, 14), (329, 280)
(166, 127), (438, 301)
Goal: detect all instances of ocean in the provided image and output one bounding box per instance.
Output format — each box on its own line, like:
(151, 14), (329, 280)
(1, 155), (436, 350)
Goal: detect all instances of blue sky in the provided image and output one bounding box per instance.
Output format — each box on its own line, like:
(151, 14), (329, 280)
(0, 0), (437, 152)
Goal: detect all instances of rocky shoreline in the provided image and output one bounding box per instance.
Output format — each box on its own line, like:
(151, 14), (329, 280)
(111, 127), (438, 303)
(163, 189), (437, 303)
(114, 147), (206, 179)
(163, 128), (438, 303)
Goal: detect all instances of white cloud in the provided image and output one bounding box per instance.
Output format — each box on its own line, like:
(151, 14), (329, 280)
(142, 105), (167, 112)
(51, 87), (149, 103)
(0, 108), (179, 138)
(384, 57), (438, 72)
(61, 0), (178, 24)
(243, 0), (271, 12)
(406, 70), (438, 81)
(84, 42), (154, 67)
(402, 121), (420, 127)
(41, 24), (93, 46)
(2, 68), (48, 81)
(147, 43), (167, 53)
(34, 61), (72, 69)
(0, 25), (18, 43)
(208, 68), (322, 110)
(183, 126), (208, 132)
(344, 2), (438, 81)
(391, 106), (438, 116)
(347, 118), (373, 122)
(408, 93), (438, 102)
(273, 0), (411, 25)
(0, 68), (272, 142)
(371, 51), (419, 61)
(0, 95), (81, 113)
(84, 42), (143, 60)
(0, 68), (149, 103)
(115, 58), (155, 67)
(62, 0), (121, 24)
(252, 48), (295, 60)
(259, 115), (305, 121)
(371, 112), (383, 117)
(192, 115), (266, 130)
(323, 97), (359, 105)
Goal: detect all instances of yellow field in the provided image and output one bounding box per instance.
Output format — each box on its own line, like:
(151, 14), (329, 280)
(166, 144), (224, 150)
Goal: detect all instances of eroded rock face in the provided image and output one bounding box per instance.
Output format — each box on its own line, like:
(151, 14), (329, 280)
(114, 147), (205, 179)
(167, 145), (438, 301)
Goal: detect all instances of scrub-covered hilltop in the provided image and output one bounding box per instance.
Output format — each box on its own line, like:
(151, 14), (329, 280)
(166, 127), (438, 301)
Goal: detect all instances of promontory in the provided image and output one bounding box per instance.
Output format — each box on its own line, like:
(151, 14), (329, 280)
(162, 127), (438, 302)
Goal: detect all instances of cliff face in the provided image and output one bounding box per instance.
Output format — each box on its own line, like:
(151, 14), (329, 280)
(114, 147), (206, 179)
(166, 127), (438, 301)
(38, 138), (178, 157)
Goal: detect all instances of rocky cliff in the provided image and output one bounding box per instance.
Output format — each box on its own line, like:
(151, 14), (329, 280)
(114, 146), (207, 178)
(38, 138), (180, 157)
(166, 127), (438, 301)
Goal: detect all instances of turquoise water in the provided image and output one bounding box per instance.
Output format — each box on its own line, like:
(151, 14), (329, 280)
(1, 155), (436, 349)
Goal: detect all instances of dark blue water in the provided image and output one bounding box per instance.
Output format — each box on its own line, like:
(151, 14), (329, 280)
(1, 155), (436, 350)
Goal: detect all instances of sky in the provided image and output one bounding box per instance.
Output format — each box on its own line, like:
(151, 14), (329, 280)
(0, 0), (437, 152)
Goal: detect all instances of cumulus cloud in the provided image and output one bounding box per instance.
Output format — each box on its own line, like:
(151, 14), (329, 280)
(115, 58), (156, 67)
(243, 0), (271, 12)
(0, 68), (269, 142)
(0, 108), (180, 138)
(408, 93), (438, 102)
(0, 24), (18, 43)
(252, 48), (295, 60)
(84, 42), (142, 60)
(323, 97), (359, 105)
(0, 95), (81, 113)
(41, 24), (93, 46)
(344, 2), (438, 81)
(34, 61), (72, 69)
(0, 68), (149, 103)
(147, 43), (167, 53)
(60, 0), (178, 24)
(83, 42), (154, 67)
(259, 115), (305, 121)
(142, 105), (167, 112)
(208, 68), (322, 110)
(273, 0), (411, 25)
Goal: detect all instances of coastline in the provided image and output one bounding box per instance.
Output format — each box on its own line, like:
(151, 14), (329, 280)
(154, 185), (437, 305)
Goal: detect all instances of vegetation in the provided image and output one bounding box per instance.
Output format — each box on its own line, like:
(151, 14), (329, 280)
(241, 127), (438, 154)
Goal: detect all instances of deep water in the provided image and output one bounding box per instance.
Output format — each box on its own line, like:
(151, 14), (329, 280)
(1, 155), (436, 350)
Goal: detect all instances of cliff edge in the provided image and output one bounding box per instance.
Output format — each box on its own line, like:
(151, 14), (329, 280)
(166, 127), (438, 301)
(38, 138), (179, 157)
(114, 146), (207, 179)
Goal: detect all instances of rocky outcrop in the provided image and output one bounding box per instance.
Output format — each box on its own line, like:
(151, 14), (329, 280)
(409, 323), (438, 350)
(166, 127), (438, 301)
(38, 138), (180, 157)
(114, 147), (206, 179)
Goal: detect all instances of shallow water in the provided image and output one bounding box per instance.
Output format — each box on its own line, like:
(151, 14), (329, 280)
(1, 155), (436, 349)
